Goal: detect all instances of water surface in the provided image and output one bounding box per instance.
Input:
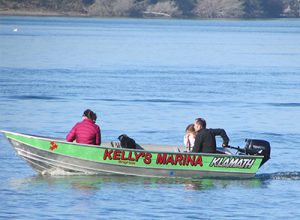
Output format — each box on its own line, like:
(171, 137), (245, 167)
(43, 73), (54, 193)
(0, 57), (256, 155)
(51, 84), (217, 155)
(0, 16), (300, 219)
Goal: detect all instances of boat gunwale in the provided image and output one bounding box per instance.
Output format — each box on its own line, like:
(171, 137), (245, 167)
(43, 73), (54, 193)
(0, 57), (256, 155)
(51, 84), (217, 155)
(1, 130), (264, 159)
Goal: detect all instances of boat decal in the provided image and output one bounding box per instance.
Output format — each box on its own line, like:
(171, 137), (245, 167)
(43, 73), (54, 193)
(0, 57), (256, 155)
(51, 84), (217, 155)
(209, 157), (255, 169)
(103, 149), (203, 167)
(156, 153), (203, 166)
(49, 141), (58, 151)
(103, 149), (152, 164)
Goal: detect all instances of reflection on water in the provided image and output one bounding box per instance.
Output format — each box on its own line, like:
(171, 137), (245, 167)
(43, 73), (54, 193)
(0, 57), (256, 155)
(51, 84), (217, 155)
(9, 171), (300, 193)
(9, 174), (269, 192)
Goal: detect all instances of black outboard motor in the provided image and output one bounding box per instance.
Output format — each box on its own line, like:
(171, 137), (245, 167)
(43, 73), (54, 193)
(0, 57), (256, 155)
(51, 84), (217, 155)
(243, 139), (271, 167)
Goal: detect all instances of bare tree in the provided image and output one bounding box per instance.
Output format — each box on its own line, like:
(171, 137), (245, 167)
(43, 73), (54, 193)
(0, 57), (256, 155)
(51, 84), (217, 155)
(111, 0), (135, 16)
(88, 0), (112, 16)
(193, 0), (244, 18)
(282, 0), (300, 17)
(144, 0), (182, 17)
(88, 0), (134, 16)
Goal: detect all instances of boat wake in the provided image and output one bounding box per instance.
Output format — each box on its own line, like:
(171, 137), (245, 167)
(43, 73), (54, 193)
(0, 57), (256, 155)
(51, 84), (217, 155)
(41, 168), (97, 176)
(42, 170), (300, 180)
(256, 171), (300, 180)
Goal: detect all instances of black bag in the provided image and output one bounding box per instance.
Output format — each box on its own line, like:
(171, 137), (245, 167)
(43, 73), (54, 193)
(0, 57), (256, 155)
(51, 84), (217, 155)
(118, 134), (136, 149)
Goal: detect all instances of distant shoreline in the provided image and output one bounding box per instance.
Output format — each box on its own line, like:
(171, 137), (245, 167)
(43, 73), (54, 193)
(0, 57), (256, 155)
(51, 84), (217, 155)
(1, 10), (299, 20)
(0, 10), (88, 17)
(1, 0), (299, 19)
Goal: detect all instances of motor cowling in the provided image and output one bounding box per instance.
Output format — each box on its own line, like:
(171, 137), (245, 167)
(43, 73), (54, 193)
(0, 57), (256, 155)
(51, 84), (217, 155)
(244, 139), (271, 167)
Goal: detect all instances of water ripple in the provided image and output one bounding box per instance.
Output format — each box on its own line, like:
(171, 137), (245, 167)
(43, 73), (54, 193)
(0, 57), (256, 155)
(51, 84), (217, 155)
(267, 102), (300, 107)
(257, 171), (300, 180)
(5, 95), (63, 100)
(86, 98), (198, 104)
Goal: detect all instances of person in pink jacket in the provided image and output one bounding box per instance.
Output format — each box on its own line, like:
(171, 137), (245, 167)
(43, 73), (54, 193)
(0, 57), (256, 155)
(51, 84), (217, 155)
(66, 109), (101, 145)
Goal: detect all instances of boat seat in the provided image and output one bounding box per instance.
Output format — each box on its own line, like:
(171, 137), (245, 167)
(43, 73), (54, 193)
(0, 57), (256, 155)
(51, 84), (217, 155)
(110, 141), (121, 148)
(135, 144), (144, 150)
(216, 147), (233, 155)
(110, 141), (144, 150)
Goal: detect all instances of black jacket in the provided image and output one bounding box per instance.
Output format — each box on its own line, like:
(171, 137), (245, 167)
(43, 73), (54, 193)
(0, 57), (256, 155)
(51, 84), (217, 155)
(192, 128), (229, 153)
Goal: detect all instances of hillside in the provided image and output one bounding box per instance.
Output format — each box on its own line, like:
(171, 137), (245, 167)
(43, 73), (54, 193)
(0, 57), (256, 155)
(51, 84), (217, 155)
(0, 0), (299, 18)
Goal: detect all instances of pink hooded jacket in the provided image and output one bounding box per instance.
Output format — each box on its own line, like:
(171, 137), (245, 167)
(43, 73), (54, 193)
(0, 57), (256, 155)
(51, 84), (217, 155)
(66, 118), (101, 145)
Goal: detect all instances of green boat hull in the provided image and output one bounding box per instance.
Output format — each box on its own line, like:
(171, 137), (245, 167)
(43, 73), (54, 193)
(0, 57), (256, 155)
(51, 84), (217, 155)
(1, 131), (264, 178)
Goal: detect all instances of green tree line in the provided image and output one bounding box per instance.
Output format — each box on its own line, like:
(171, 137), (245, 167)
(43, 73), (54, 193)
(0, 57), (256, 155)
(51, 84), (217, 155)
(0, 0), (299, 18)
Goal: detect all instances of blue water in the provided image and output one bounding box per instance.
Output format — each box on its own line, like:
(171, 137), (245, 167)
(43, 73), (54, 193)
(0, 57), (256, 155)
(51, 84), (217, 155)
(0, 16), (300, 219)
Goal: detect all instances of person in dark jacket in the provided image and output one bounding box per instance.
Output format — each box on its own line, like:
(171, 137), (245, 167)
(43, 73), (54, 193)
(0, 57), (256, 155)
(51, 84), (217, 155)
(192, 118), (229, 153)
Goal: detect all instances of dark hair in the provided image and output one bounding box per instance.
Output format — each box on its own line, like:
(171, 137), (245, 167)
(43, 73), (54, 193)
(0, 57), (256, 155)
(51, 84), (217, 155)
(83, 109), (97, 122)
(195, 118), (206, 129)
